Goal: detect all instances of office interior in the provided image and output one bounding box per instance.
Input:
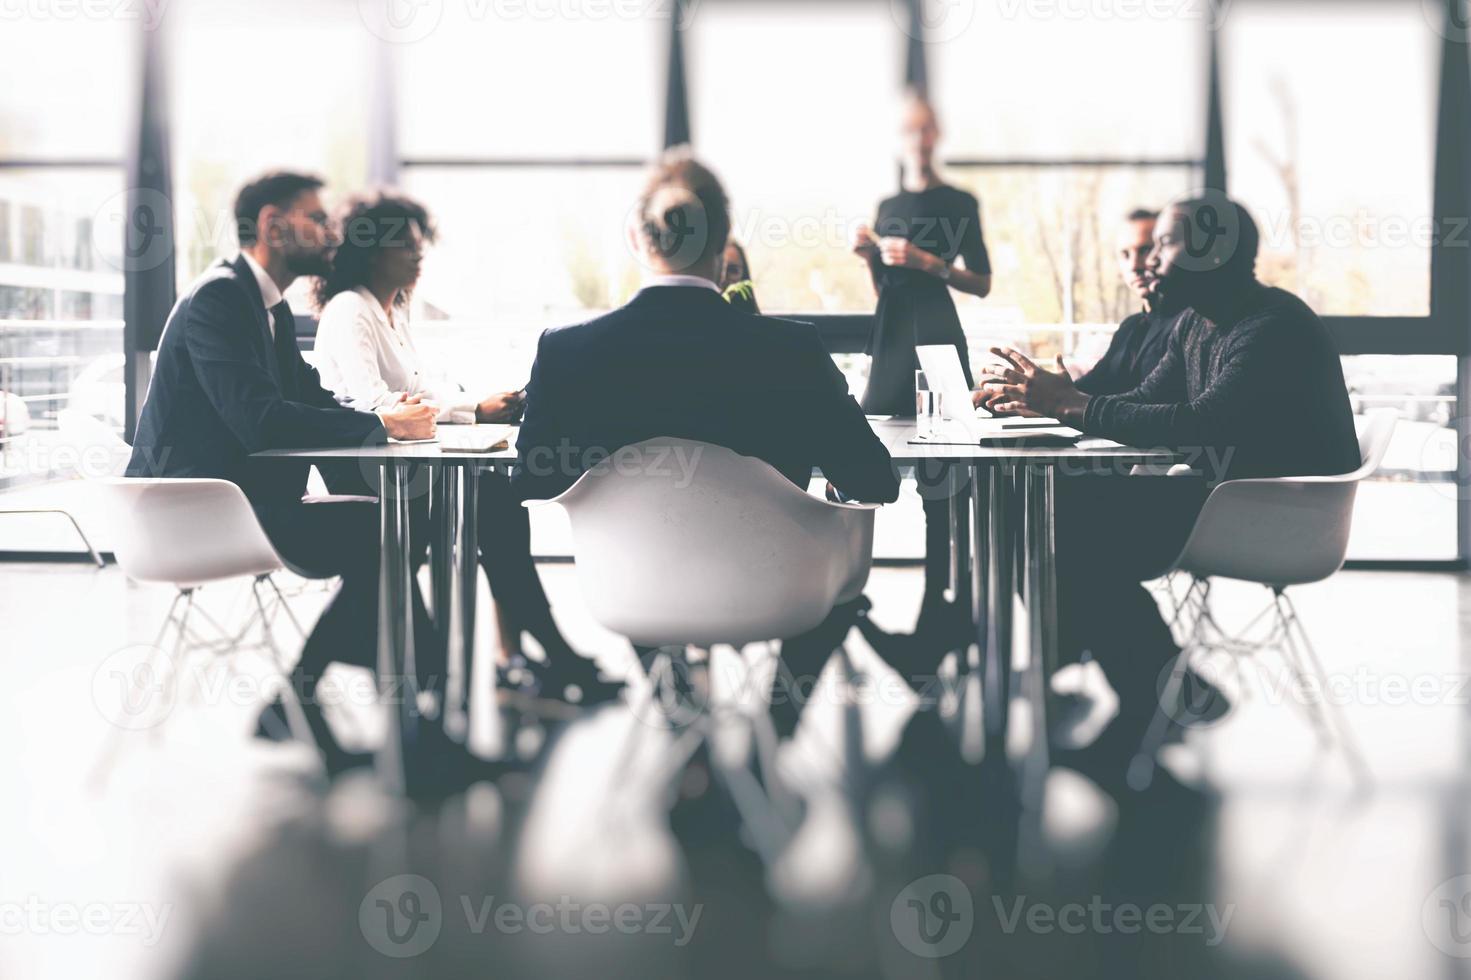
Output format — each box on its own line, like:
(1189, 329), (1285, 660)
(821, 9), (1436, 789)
(3, 0), (1471, 978)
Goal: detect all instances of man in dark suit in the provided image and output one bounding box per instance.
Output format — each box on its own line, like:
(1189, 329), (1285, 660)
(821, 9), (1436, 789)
(513, 156), (900, 733)
(127, 171), (437, 768)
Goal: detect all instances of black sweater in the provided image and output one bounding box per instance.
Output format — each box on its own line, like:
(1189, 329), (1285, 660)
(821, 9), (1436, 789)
(1082, 285), (1360, 481)
(1075, 308), (1182, 397)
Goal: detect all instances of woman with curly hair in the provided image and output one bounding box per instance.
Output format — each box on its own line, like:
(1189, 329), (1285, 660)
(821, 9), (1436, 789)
(314, 190), (618, 703)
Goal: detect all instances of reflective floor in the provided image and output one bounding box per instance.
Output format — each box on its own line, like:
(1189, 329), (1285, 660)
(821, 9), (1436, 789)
(1, 561), (1469, 979)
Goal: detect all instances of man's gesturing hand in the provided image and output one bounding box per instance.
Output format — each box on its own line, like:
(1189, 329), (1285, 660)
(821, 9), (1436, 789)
(982, 347), (1091, 423)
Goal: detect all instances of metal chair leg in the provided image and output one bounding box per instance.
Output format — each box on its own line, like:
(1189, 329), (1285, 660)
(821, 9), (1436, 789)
(1272, 589), (1372, 786)
(1126, 635), (1201, 792)
(0, 508), (104, 567)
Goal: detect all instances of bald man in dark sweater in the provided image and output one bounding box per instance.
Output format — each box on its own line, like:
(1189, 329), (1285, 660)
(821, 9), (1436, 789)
(987, 196), (1360, 770)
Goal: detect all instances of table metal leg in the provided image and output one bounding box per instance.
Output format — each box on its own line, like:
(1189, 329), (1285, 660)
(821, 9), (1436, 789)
(1034, 466), (1059, 716)
(969, 464), (989, 675)
(946, 464), (970, 605)
(376, 459), (420, 794)
(443, 463), (479, 742)
(1021, 465), (1057, 786)
(429, 468), (454, 646)
(983, 462), (1014, 741)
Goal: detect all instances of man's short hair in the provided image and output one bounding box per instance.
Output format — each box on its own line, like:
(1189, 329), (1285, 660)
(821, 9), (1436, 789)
(234, 171), (325, 247)
(1126, 208), (1159, 223)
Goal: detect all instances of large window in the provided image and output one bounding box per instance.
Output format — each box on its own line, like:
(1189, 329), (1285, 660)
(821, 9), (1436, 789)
(166, 0), (374, 308)
(1343, 356), (1457, 561)
(1223, 0), (1436, 317)
(0, 20), (133, 161)
(397, 8), (663, 161)
(689, 0), (903, 313)
(0, 2), (1462, 564)
(398, 3), (663, 354)
(944, 165), (1195, 372)
(925, 0), (1203, 361)
(0, 21), (128, 497)
(929, 0), (1204, 160)
(402, 167), (647, 391)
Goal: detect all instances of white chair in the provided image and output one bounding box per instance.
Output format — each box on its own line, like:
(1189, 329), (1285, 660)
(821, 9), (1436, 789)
(95, 477), (323, 758)
(527, 438), (879, 861)
(1128, 410), (1399, 790)
(531, 438), (877, 649)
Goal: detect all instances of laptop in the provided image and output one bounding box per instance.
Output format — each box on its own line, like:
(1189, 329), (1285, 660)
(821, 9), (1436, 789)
(912, 345), (1082, 447)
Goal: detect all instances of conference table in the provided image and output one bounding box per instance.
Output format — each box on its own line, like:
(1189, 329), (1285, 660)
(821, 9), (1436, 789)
(257, 422), (1172, 794)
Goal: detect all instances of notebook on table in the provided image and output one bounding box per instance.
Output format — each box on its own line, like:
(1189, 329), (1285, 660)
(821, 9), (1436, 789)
(388, 425), (513, 453)
(438, 425), (513, 453)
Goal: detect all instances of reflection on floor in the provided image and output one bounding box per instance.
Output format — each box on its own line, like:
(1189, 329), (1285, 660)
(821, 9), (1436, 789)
(0, 561), (1468, 979)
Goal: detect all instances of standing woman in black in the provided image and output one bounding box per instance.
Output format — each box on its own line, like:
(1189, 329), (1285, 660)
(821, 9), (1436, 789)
(852, 94), (992, 642)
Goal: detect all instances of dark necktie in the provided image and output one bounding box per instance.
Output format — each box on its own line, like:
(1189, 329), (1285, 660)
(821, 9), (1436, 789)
(269, 300), (296, 395)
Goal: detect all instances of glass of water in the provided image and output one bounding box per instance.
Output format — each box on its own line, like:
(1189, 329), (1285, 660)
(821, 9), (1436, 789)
(915, 370), (944, 438)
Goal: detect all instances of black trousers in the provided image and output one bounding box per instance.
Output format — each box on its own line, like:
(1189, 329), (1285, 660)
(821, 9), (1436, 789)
(252, 496), (439, 688)
(1053, 474), (1210, 702)
(474, 474), (561, 642)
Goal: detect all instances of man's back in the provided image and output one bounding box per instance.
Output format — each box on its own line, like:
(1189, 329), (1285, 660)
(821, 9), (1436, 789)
(513, 285), (899, 504)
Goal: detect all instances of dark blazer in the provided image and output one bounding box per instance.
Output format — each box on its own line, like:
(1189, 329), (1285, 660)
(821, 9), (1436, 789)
(512, 285), (900, 504)
(126, 256), (386, 506)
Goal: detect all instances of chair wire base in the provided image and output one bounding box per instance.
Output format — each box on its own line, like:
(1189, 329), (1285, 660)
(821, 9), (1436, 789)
(1128, 579), (1372, 792)
(90, 573), (321, 789)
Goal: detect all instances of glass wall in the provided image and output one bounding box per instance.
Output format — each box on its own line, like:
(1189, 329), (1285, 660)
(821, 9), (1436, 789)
(0, 0), (1460, 562)
(1224, 0), (1446, 559)
(397, 2), (664, 384)
(688, 0), (902, 314)
(165, 0), (374, 312)
(0, 21), (129, 493)
(1222, 0), (1436, 318)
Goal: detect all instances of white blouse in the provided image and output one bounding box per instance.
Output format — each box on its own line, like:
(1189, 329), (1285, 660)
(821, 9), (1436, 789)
(314, 287), (477, 424)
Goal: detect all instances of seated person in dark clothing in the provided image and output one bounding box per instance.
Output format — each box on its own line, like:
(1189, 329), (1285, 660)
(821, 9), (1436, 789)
(978, 207), (1178, 415)
(126, 171), (439, 771)
(1074, 208), (1182, 397)
(513, 153), (901, 732)
(985, 195), (1361, 770)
